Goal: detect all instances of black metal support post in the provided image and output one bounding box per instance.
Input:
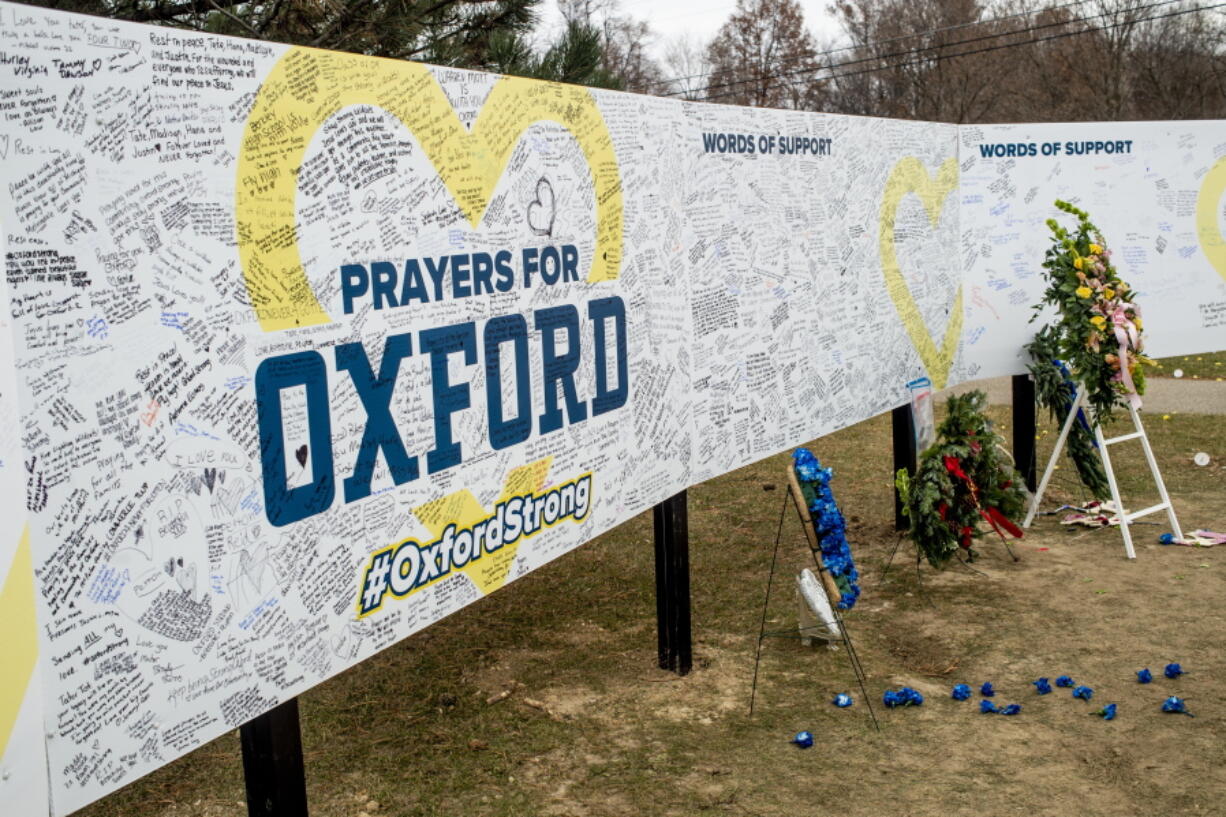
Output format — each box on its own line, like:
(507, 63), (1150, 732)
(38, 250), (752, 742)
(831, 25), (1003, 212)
(892, 404), (917, 531)
(240, 697), (309, 817)
(1011, 374), (1037, 492)
(653, 490), (692, 676)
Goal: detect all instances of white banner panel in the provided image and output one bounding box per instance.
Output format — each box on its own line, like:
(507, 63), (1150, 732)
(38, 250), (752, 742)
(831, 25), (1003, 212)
(960, 121), (1226, 378)
(0, 3), (1223, 814)
(0, 237), (48, 817)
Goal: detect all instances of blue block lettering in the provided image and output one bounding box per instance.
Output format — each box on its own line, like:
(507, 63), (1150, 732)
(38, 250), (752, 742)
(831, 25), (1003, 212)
(484, 314), (532, 450)
(588, 296), (628, 416)
(256, 351), (335, 527)
(422, 322), (477, 473)
(335, 333), (419, 503)
(341, 264), (368, 314)
(535, 305), (587, 434)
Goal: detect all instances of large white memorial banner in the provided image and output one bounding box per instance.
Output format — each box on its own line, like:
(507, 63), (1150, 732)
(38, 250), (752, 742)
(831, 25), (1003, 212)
(960, 121), (1226, 378)
(0, 3), (1223, 814)
(0, 6), (933, 814)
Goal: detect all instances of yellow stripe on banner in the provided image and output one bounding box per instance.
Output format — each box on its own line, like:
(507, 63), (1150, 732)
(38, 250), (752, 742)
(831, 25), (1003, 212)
(1197, 156), (1226, 284)
(0, 527), (38, 758)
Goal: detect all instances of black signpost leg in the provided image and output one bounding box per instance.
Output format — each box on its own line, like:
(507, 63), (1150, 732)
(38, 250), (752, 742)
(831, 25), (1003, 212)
(892, 405), (917, 531)
(1011, 374), (1038, 492)
(240, 697), (309, 817)
(653, 490), (692, 676)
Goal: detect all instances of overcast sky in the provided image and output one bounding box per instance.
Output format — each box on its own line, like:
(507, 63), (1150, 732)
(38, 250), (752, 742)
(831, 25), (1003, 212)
(535, 0), (848, 59)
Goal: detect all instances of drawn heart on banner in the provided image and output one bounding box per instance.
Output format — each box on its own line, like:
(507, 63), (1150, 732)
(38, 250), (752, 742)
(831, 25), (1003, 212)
(527, 177), (556, 236)
(878, 156), (963, 389)
(1197, 156), (1226, 283)
(236, 48), (623, 333)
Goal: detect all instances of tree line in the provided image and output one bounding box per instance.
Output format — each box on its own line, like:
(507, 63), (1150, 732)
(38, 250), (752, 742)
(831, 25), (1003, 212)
(19, 0), (1226, 121)
(677, 0), (1226, 122)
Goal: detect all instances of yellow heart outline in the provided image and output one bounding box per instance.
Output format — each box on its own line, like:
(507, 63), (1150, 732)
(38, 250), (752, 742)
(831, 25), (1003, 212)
(236, 48), (623, 333)
(1197, 155), (1226, 284)
(878, 156), (962, 389)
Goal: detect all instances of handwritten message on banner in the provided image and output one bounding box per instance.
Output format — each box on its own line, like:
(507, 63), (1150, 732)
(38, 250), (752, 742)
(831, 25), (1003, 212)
(0, 4), (1223, 814)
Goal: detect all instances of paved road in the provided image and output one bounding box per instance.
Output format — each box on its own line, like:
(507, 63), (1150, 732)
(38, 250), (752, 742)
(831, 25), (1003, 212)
(942, 375), (1226, 415)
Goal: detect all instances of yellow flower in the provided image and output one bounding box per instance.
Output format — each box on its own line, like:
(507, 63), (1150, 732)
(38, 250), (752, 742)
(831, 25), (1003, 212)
(1075, 286), (1092, 298)
(1089, 243), (1103, 255)
(1103, 287), (1115, 299)
(1073, 257), (1084, 270)
(1090, 315), (1106, 329)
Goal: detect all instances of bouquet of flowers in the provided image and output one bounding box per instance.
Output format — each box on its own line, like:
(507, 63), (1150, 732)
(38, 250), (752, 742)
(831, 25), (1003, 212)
(895, 391), (1027, 568)
(1033, 200), (1149, 421)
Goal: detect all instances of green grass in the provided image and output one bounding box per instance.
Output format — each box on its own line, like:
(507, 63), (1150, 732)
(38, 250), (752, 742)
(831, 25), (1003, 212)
(76, 401), (1226, 817)
(1149, 350), (1226, 380)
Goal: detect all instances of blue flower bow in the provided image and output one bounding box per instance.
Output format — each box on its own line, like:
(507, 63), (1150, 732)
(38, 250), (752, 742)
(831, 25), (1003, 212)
(1073, 685), (1094, 701)
(951, 684), (971, 701)
(883, 687), (924, 708)
(1161, 696), (1194, 717)
(1164, 663), (1184, 679)
(1055, 675), (1075, 688)
(1033, 678), (1052, 695)
(1093, 703), (1117, 721)
(980, 700), (999, 714)
(832, 693), (853, 708)
(980, 682), (995, 697)
(1000, 704), (1022, 716)
(1137, 668), (1152, 684)
(793, 730), (815, 747)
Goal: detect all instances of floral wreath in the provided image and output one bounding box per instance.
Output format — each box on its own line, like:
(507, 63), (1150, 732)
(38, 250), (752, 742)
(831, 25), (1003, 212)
(895, 391), (1027, 568)
(1033, 200), (1148, 422)
(792, 449), (860, 609)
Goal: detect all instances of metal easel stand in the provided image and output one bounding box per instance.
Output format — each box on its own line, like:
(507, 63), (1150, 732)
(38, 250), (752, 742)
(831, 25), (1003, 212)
(1022, 385), (1184, 559)
(749, 481), (879, 732)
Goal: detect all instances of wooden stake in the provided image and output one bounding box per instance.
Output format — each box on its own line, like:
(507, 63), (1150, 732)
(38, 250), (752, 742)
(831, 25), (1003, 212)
(786, 467), (843, 607)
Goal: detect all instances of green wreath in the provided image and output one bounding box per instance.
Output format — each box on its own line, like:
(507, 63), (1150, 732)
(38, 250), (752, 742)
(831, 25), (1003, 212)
(896, 391), (1027, 568)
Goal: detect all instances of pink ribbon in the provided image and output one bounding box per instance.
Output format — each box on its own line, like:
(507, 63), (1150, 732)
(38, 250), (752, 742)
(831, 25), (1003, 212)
(1109, 305), (1142, 408)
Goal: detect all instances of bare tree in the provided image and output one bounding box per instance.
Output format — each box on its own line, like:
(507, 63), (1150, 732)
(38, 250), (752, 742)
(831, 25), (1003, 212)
(554, 0), (664, 92)
(601, 15), (666, 92)
(825, 0), (1004, 121)
(823, 0), (1226, 122)
(705, 0), (821, 109)
(661, 33), (713, 100)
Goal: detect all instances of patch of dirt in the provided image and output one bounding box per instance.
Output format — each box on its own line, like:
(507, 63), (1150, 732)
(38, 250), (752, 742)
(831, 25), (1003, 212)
(880, 621), (962, 676)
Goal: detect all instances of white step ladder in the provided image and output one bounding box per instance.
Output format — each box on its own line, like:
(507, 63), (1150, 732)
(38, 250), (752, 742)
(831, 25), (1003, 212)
(1022, 386), (1183, 559)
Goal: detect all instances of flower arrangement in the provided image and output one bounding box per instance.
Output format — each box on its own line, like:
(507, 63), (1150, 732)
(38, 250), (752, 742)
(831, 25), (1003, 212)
(1033, 200), (1149, 421)
(1026, 325), (1110, 500)
(895, 391), (1027, 568)
(883, 687), (924, 707)
(792, 449), (861, 609)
